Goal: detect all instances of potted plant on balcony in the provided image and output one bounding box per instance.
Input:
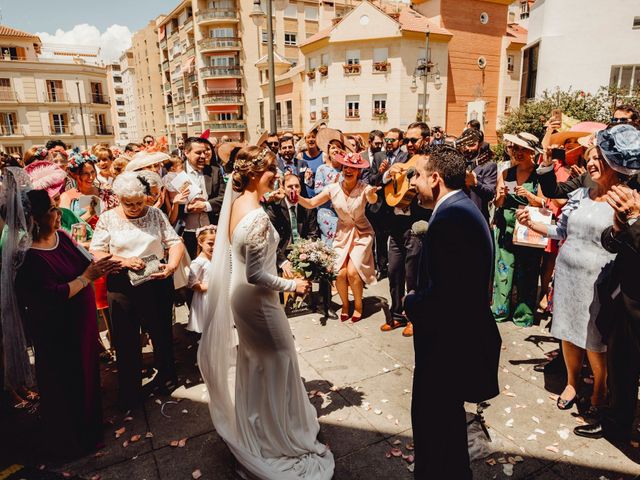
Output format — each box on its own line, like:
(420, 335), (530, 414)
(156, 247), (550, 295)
(321, 109), (329, 120)
(373, 61), (390, 72)
(310, 111), (317, 121)
(306, 68), (316, 80)
(342, 63), (361, 75)
(318, 65), (328, 76)
(347, 109), (360, 119)
(373, 109), (387, 120)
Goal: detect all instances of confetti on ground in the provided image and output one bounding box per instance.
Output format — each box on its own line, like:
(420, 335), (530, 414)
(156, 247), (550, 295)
(154, 399), (162, 405)
(382, 368), (390, 373)
(374, 408), (382, 415)
(122, 440), (129, 448)
(557, 429), (570, 440)
(403, 389), (411, 394)
(531, 416), (540, 424)
(505, 418), (514, 428)
(145, 432), (154, 438)
(62, 473), (72, 478)
(130, 434), (141, 443)
(386, 414), (394, 420)
(536, 398), (544, 404)
(381, 399), (389, 403)
(182, 409), (189, 414)
(178, 438), (187, 447)
(329, 386), (339, 392)
(545, 445), (559, 453)
(90, 475), (101, 480)
(115, 427), (126, 438)
(504, 407), (512, 414)
(407, 463), (415, 473)
(534, 429), (546, 435)
(406, 443), (414, 451)
(527, 434), (537, 441)
(192, 469), (202, 479)
(393, 364), (401, 368)
(123, 416), (133, 422)
(504, 391), (517, 397)
(631, 441), (640, 448)
(563, 450), (575, 457)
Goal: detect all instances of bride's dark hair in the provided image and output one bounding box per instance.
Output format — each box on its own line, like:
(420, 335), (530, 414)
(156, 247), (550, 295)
(231, 146), (276, 192)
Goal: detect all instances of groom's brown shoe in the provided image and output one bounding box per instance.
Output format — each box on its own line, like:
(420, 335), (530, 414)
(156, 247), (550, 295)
(402, 322), (413, 337)
(380, 320), (404, 332)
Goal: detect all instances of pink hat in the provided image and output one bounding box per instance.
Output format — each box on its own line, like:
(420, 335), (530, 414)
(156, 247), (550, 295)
(334, 151), (370, 169)
(24, 161), (67, 198)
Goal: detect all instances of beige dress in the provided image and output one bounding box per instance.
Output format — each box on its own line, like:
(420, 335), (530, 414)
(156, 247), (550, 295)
(326, 181), (376, 284)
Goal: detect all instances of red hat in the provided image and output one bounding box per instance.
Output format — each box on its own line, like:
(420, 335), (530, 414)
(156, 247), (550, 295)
(200, 129), (211, 140)
(334, 151), (369, 169)
(24, 161), (67, 198)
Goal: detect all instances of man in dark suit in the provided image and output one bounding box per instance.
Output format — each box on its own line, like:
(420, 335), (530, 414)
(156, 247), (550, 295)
(404, 146), (501, 479)
(459, 128), (497, 223)
(371, 125), (430, 337)
(171, 137), (186, 161)
(179, 137), (226, 258)
(266, 173), (319, 276)
(363, 129), (386, 273)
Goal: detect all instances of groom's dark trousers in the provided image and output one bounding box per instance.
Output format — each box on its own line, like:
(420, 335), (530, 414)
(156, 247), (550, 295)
(405, 191), (501, 479)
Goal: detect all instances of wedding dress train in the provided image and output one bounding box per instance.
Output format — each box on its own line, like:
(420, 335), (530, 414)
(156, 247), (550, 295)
(198, 187), (334, 480)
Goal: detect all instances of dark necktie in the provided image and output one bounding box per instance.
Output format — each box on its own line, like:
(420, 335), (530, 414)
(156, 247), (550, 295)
(289, 206), (300, 243)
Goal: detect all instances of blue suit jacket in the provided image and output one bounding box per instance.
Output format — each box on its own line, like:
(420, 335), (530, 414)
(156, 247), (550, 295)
(404, 190), (501, 403)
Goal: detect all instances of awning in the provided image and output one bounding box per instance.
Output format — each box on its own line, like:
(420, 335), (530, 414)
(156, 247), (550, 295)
(158, 25), (166, 42)
(181, 56), (195, 75)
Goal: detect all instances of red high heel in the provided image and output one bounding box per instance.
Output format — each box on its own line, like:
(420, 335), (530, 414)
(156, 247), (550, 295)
(340, 313), (350, 322)
(351, 313), (362, 323)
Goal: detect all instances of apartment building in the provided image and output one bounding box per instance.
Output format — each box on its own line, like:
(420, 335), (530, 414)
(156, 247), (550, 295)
(0, 25), (115, 156)
(130, 19), (167, 142)
(106, 63), (129, 144)
(119, 49), (140, 144)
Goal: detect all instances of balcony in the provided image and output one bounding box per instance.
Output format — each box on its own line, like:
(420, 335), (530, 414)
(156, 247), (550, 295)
(372, 109), (387, 120)
(204, 119), (246, 131)
(0, 89), (16, 101)
(164, 82), (171, 91)
(49, 125), (70, 135)
(174, 94), (185, 104)
(188, 73), (198, 84)
(162, 60), (170, 71)
(373, 61), (390, 73)
(196, 9), (238, 24)
(91, 93), (110, 105)
(198, 37), (241, 52)
(94, 125), (114, 135)
(174, 78), (184, 89)
(343, 63), (361, 75)
(200, 66), (242, 79)
(202, 91), (243, 105)
(0, 124), (23, 136)
(46, 92), (67, 103)
(191, 97), (200, 108)
(166, 104), (174, 114)
(183, 17), (194, 31)
(160, 38), (167, 50)
(185, 44), (195, 57)
(346, 109), (360, 119)
(175, 115), (187, 125)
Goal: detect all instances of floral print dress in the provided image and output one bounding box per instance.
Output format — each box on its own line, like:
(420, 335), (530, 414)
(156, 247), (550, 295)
(314, 164), (341, 245)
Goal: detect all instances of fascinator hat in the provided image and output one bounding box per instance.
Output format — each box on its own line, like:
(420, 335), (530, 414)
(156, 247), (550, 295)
(596, 124), (640, 175)
(24, 161), (67, 198)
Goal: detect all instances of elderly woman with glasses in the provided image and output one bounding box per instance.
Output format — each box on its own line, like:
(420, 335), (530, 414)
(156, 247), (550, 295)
(90, 172), (185, 410)
(492, 133), (545, 327)
(298, 144), (379, 322)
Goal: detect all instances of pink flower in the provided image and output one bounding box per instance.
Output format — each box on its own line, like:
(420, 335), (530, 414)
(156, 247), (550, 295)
(300, 254), (308, 260)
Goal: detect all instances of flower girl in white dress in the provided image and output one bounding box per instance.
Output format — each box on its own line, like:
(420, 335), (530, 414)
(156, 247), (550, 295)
(186, 226), (216, 333)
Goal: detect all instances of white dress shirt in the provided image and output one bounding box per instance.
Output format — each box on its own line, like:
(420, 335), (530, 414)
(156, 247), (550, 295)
(184, 161), (212, 231)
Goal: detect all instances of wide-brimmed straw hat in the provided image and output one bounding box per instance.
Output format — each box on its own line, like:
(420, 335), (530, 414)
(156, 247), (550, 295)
(315, 128), (355, 154)
(24, 160), (67, 198)
(502, 132), (543, 153)
(125, 151), (170, 172)
(334, 151), (369, 169)
(216, 142), (245, 173)
(549, 121), (605, 145)
(596, 124), (640, 175)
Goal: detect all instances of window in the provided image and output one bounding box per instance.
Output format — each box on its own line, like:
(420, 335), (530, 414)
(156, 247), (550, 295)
(520, 43), (539, 101)
(346, 50), (360, 65)
(373, 48), (388, 63)
(210, 55), (238, 67)
(276, 102), (282, 129)
(119, 122), (127, 128)
(50, 113), (68, 134)
(211, 27), (234, 38)
(634, 16), (640, 29)
(305, 6), (319, 20)
(0, 46), (23, 60)
(113, 76), (122, 83)
(309, 98), (316, 121)
(610, 65), (640, 94)
(346, 95), (360, 118)
(284, 3), (297, 18)
(284, 32), (297, 46)
(504, 96), (512, 115)
(259, 101), (265, 130)
(46, 80), (65, 102)
(507, 54), (514, 73)
(321, 97), (329, 119)
(320, 53), (329, 66)
(286, 100), (293, 127)
(261, 30), (275, 44)
(0, 78), (13, 101)
(0, 112), (17, 135)
(520, 0), (530, 19)
(4, 145), (22, 156)
(373, 94), (387, 116)
(95, 113), (108, 134)
(91, 82), (106, 103)
(116, 100), (125, 106)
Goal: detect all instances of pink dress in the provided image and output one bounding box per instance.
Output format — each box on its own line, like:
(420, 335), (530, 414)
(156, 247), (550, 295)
(326, 181), (376, 284)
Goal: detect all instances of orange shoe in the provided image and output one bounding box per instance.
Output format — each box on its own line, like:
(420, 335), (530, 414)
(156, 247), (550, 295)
(402, 322), (413, 337)
(380, 320), (405, 332)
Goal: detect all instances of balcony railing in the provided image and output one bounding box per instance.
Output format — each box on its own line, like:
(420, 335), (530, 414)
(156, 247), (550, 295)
(175, 94), (185, 103)
(166, 104), (174, 113)
(202, 91), (243, 104)
(91, 93), (109, 105)
(0, 124), (23, 136)
(174, 78), (184, 89)
(94, 126), (113, 135)
(200, 66), (242, 78)
(47, 92), (67, 102)
(164, 82), (171, 91)
(185, 45), (195, 57)
(191, 98), (200, 108)
(346, 109), (360, 119)
(343, 63), (361, 75)
(188, 73), (198, 84)
(0, 89), (16, 101)
(175, 115), (187, 125)
(183, 18), (194, 30)
(205, 120), (246, 131)
(198, 37), (241, 50)
(196, 9), (238, 22)
(162, 60), (170, 71)
(49, 125), (70, 135)
(160, 38), (167, 50)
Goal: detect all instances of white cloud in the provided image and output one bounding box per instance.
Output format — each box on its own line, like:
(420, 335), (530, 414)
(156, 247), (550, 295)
(36, 24), (132, 64)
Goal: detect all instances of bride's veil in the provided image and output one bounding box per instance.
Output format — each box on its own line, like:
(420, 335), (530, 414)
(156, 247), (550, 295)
(198, 183), (240, 440)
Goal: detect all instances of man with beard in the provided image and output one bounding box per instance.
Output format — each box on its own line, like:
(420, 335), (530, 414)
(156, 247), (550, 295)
(405, 146), (500, 479)
(363, 130), (387, 276)
(458, 128), (497, 224)
(265, 132), (280, 154)
(371, 123), (430, 337)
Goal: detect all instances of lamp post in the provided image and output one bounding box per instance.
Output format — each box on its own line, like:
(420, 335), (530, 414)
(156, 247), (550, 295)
(250, 0), (286, 134)
(75, 80), (88, 150)
(411, 30), (442, 123)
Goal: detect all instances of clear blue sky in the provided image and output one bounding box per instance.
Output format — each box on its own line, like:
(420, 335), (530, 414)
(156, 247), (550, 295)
(0, 0), (179, 33)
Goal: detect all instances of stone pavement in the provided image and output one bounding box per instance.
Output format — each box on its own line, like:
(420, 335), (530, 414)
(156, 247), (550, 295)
(2, 278), (639, 479)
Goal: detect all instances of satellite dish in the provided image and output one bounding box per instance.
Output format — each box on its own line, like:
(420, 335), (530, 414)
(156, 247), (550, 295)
(477, 56), (487, 69)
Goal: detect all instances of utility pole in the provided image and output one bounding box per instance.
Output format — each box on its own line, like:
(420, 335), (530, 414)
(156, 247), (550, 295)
(422, 30), (430, 123)
(76, 80), (88, 150)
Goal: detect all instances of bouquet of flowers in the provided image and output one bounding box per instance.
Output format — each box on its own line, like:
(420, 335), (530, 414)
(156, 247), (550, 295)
(287, 238), (337, 282)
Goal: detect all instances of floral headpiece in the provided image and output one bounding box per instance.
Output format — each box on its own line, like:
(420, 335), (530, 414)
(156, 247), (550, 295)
(597, 124), (640, 175)
(196, 225), (217, 237)
(67, 147), (97, 173)
(233, 148), (270, 171)
(33, 146), (48, 161)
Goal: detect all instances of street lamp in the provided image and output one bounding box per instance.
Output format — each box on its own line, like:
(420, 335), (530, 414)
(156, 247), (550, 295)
(411, 30), (442, 123)
(250, 0), (286, 134)
(75, 79), (88, 150)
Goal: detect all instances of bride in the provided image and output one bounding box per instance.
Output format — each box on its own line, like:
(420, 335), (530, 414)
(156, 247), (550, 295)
(197, 146), (335, 479)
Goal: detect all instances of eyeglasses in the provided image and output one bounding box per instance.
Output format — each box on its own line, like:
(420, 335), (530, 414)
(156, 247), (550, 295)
(610, 117), (631, 124)
(144, 140), (154, 145)
(405, 137), (422, 145)
(384, 138), (398, 143)
(267, 141), (280, 146)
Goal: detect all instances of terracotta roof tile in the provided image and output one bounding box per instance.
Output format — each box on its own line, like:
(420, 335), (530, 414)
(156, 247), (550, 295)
(397, 7), (451, 36)
(0, 24), (40, 40)
(506, 23), (528, 44)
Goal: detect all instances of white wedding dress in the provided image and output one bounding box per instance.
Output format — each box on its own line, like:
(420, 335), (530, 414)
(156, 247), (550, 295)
(198, 186), (334, 480)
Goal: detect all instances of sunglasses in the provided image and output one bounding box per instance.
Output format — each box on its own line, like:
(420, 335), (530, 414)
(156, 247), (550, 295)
(405, 137), (422, 145)
(610, 117), (631, 124)
(267, 141), (280, 146)
(384, 138), (398, 143)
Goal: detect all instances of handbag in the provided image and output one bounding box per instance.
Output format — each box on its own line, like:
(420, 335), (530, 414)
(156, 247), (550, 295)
(127, 254), (161, 286)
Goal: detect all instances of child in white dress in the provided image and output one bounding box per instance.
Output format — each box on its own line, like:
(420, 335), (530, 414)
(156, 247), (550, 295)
(187, 226), (216, 333)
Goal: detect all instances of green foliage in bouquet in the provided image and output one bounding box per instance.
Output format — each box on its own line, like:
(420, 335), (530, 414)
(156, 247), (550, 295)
(287, 238), (337, 282)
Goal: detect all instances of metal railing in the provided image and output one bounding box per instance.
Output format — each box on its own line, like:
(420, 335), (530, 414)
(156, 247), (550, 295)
(0, 124), (22, 136)
(47, 92), (67, 102)
(200, 66), (241, 77)
(91, 93), (109, 104)
(196, 9), (238, 22)
(198, 37), (240, 50)
(94, 126), (113, 135)
(202, 92), (243, 104)
(205, 120), (246, 131)
(162, 60), (170, 71)
(183, 18), (194, 30)
(49, 125), (70, 134)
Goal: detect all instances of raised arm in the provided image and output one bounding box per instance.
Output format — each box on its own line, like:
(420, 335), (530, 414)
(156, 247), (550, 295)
(297, 189), (331, 210)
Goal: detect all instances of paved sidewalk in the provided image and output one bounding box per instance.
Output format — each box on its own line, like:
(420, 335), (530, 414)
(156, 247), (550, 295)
(2, 279), (639, 479)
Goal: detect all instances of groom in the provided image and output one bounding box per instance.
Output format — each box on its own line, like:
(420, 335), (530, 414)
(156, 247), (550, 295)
(404, 146), (501, 479)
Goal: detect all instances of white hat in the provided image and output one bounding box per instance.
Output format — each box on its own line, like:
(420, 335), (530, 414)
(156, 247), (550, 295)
(125, 151), (170, 172)
(502, 132), (542, 153)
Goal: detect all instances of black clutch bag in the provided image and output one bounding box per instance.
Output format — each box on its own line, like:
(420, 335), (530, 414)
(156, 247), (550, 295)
(127, 254), (161, 286)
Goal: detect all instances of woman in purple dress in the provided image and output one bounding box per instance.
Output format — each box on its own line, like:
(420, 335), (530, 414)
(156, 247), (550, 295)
(16, 189), (118, 459)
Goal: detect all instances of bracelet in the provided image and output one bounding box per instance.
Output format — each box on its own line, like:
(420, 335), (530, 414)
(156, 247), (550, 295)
(77, 276), (89, 288)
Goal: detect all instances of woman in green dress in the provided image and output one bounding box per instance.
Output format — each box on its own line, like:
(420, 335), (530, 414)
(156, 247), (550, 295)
(492, 134), (545, 327)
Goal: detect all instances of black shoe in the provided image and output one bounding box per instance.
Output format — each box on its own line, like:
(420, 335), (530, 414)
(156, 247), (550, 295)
(376, 270), (387, 281)
(557, 393), (577, 410)
(574, 422), (604, 439)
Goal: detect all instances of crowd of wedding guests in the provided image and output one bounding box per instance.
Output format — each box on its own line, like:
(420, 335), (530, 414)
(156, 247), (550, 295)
(1, 103), (640, 462)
